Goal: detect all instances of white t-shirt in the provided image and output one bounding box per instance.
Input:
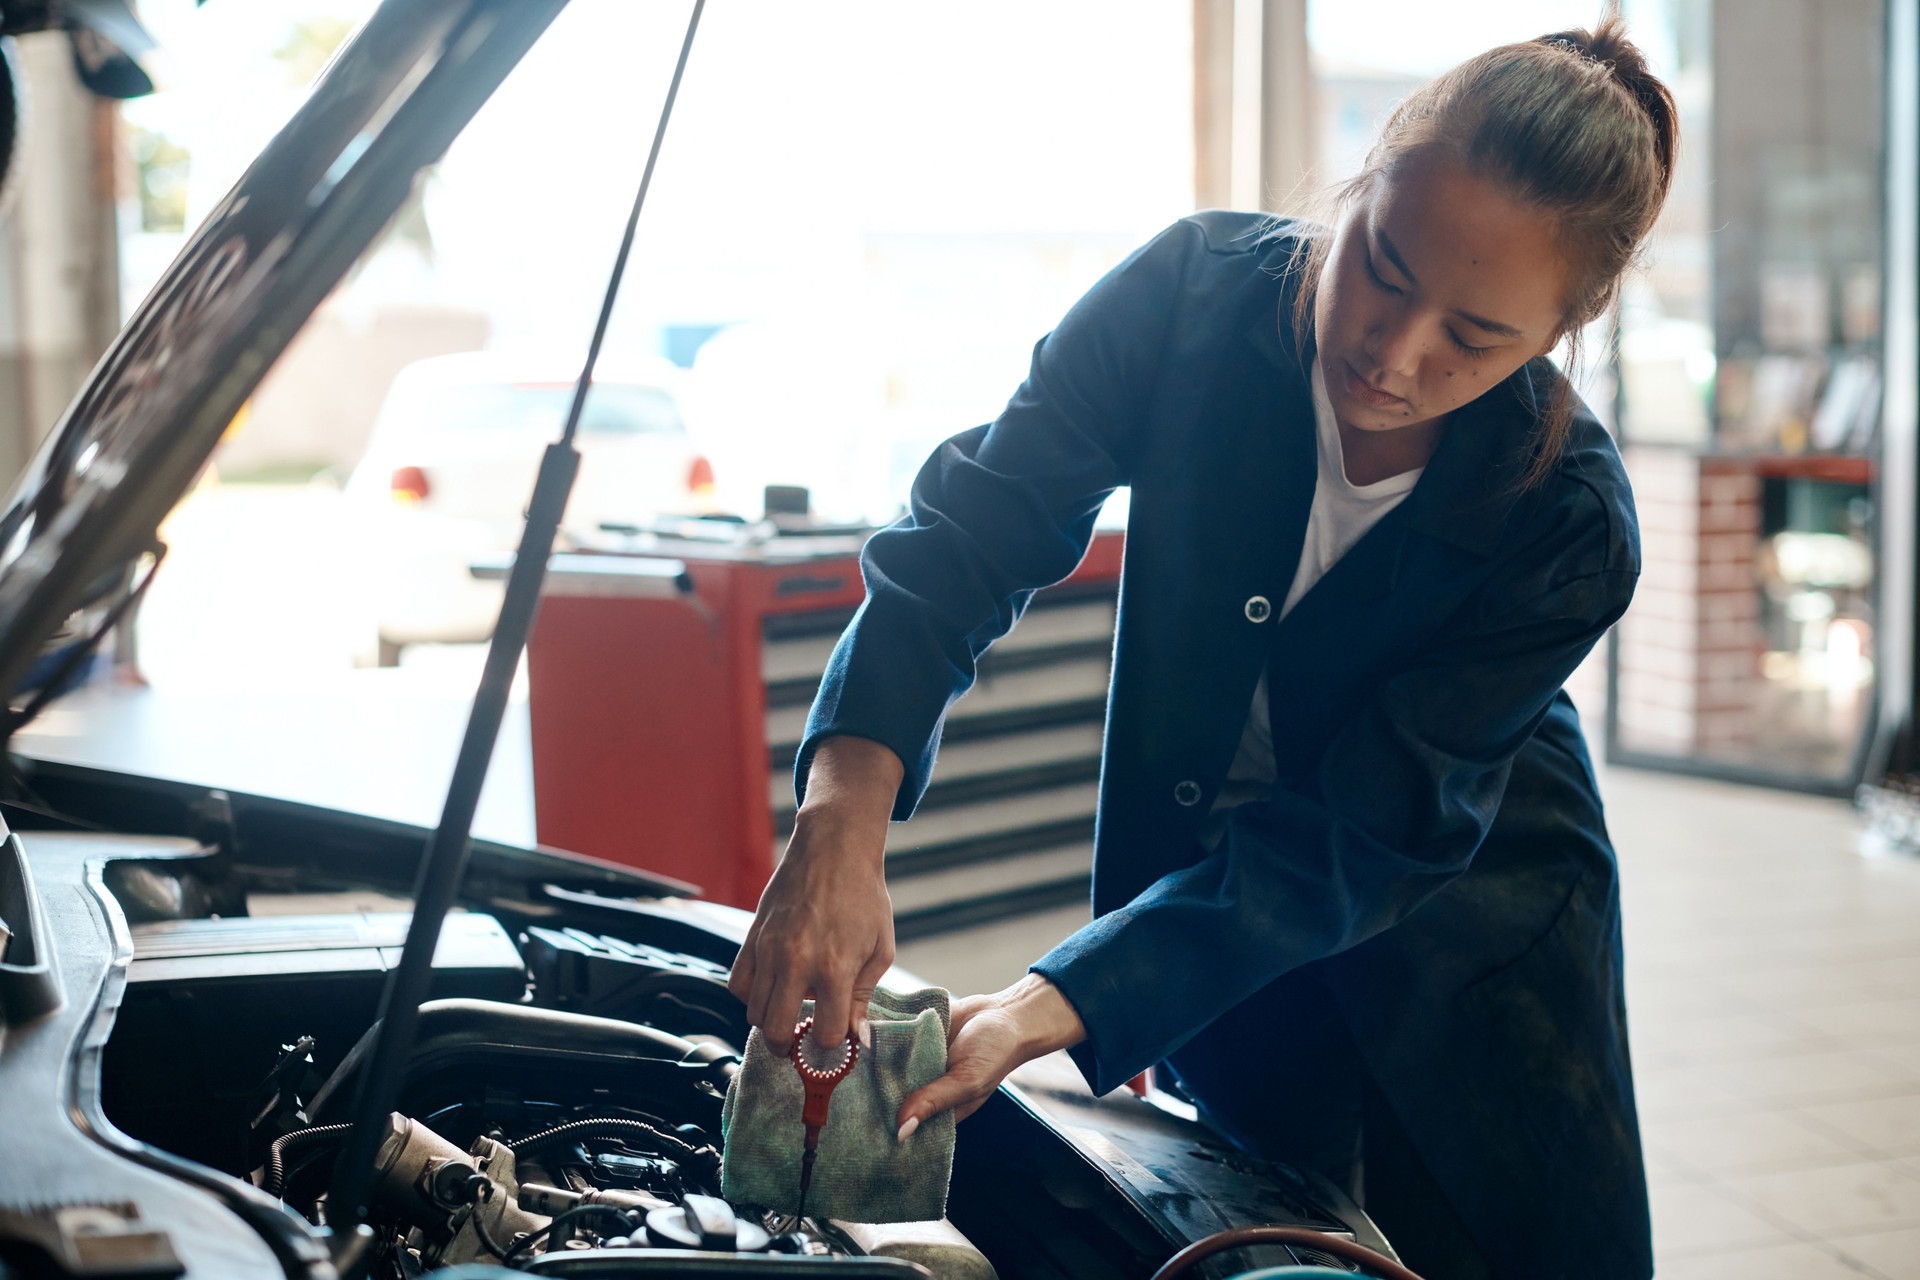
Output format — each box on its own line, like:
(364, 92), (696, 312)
(1202, 359), (1424, 842)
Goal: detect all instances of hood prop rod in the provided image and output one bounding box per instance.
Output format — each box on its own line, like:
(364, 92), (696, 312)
(324, 1), (707, 1261)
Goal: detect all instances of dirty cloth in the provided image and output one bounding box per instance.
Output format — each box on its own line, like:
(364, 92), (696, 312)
(721, 987), (954, 1223)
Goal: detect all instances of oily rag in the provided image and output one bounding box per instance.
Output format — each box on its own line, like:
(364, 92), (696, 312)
(720, 987), (954, 1223)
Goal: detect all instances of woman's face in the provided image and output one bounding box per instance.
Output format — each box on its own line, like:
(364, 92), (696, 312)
(1313, 148), (1572, 437)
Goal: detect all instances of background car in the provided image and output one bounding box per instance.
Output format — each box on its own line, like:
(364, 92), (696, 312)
(343, 349), (716, 665)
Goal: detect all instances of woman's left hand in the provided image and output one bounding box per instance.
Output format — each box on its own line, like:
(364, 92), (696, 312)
(895, 974), (1088, 1136)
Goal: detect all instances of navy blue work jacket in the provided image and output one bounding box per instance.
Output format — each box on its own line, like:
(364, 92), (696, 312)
(801, 212), (1652, 1279)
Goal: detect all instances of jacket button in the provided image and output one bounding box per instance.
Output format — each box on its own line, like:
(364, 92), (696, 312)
(1244, 595), (1272, 623)
(1173, 779), (1202, 807)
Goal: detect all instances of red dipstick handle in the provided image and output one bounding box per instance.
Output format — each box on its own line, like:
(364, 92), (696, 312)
(789, 1016), (859, 1220)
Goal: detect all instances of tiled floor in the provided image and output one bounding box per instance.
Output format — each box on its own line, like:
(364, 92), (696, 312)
(1610, 771), (1920, 1279)
(898, 765), (1920, 1277)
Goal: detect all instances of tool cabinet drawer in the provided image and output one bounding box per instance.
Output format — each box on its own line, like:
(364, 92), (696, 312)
(527, 531), (1123, 925)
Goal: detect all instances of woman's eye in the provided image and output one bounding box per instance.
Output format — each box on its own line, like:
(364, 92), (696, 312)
(1363, 253), (1402, 295)
(1448, 329), (1495, 359)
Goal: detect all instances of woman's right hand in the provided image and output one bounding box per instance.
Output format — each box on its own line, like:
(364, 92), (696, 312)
(727, 736), (904, 1057)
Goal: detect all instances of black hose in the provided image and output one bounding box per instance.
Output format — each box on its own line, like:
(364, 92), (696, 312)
(467, 1210), (512, 1262)
(508, 1118), (716, 1174)
(264, 1123), (354, 1198)
(463, 1185), (514, 1263)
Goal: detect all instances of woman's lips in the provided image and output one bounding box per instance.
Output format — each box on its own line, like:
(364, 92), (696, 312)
(1342, 360), (1407, 409)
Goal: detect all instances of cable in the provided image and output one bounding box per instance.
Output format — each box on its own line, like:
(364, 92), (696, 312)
(509, 1117), (702, 1160)
(283, 1147), (342, 1205)
(463, 1183), (514, 1263)
(264, 1123), (354, 1198)
(1148, 1226), (1428, 1280)
(507, 1117), (720, 1185)
(468, 1210), (512, 1262)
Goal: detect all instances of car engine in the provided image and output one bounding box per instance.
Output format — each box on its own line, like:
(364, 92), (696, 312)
(101, 905), (981, 1277)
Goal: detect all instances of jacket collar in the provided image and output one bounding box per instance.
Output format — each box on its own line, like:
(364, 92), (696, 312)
(1246, 291), (1546, 562)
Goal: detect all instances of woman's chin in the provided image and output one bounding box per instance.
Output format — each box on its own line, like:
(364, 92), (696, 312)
(1339, 400), (1424, 433)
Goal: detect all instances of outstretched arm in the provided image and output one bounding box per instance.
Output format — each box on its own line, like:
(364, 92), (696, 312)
(729, 220), (1207, 1050)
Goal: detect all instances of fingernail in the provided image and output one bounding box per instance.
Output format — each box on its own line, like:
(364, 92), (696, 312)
(896, 1116), (919, 1143)
(857, 1019), (872, 1050)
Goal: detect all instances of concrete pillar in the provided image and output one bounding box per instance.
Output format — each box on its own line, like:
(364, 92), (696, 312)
(1193, 0), (1235, 209)
(1258, 0), (1315, 212)
(0, 32), (121, 488)
(1192, 0), (1317, 212)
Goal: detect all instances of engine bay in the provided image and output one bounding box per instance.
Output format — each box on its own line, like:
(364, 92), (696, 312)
(103, 905), (978, 1277)
(0, 820), (1395, 1280)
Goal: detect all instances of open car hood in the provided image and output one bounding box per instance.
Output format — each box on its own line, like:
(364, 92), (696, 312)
(0, 0), (569, 715)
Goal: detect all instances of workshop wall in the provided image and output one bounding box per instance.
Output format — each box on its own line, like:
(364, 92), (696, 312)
(0, 33), (120, 489)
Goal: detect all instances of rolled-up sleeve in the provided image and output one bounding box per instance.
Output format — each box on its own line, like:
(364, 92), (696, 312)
(1031, 547), (1637, 1095)
(798, 219), (1206, 818)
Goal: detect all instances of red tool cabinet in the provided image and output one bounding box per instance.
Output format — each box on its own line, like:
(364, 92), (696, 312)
(524, 531), (1124, 928)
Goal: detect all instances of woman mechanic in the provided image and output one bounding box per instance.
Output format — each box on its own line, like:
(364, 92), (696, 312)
(728, 20), (1678, 1279)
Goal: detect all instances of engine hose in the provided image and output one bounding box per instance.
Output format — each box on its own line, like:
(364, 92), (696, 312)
(1148, 1226), (1428, 1280)
(263, 1123), (354, 1198)
(508, 1117), (717, 1173)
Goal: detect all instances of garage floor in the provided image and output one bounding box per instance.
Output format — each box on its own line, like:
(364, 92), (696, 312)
(1608, 773), (1920, 1280)
(20, 668), (1920, 1277)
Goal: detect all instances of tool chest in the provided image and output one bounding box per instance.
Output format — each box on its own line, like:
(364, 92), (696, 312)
(523, 530), (1122, 931)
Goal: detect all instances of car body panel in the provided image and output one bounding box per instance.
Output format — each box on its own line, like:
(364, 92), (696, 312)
(0, 829), (323, 1280)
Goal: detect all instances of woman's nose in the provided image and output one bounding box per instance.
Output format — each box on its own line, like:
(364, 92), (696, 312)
(1365, 311), (1424, 378)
